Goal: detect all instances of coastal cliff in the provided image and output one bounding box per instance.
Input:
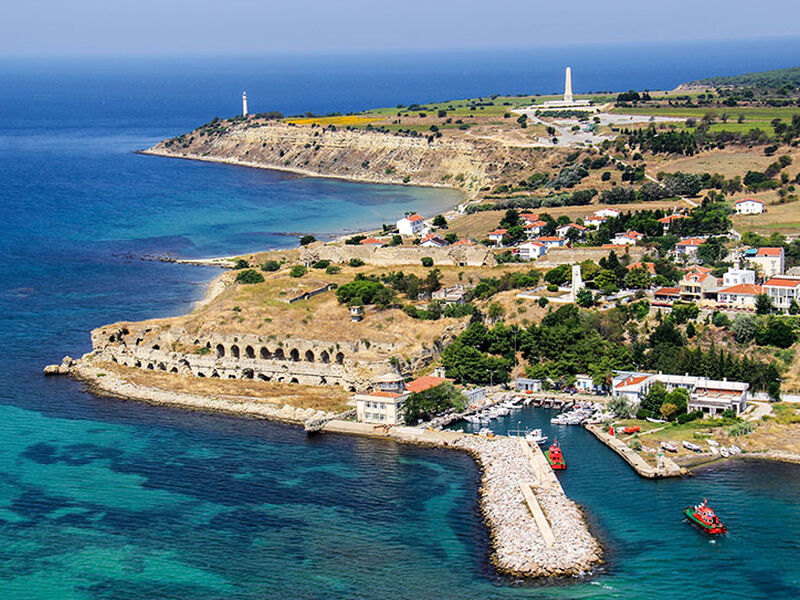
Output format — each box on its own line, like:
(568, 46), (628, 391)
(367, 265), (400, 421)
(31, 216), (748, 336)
(142, 117), (561, 192)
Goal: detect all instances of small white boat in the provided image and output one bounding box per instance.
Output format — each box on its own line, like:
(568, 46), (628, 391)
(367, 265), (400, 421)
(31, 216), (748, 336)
(478, 427), (493, 436)
(646, 417), (667, 424)
(525, 429), (548, 445)
(729, 445), (742, 455)
(710, 446), (719, 455)
(682, 441), (702, 452)
(660, 441), (678, 453)
(720, 447), (730, 458)
(707, 440), (719, 447)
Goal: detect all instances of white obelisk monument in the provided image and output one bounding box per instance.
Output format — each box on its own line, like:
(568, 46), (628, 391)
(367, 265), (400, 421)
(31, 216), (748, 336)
(570, 263), (584, 301)
(242, 92), (249, 117)
(564, 67), (574, 104)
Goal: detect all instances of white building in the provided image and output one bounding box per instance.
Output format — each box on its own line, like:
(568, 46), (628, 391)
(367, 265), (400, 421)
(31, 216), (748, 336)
(516, 240), (547, 261)
(722, 268), (756, 287)
(612, 372), (749, 416)
(523, 220), (547, 238)
(574, 374), (598, 393)
(594, 208), (621, 219)
(535, 236), (566, 249)
(744, 247), (785, 278)
(397, 213), (426, 236)
(675, 237), (706, 259)
(420, 233), (448, 248)
(487, 228), (507, 245)
(515, 378), (543, 392)
(764, 276), (800, 312)
(734, 198), (764, 215)
(355, 391), (407, 425)
(716, 284), (762, 310)
(556, 223), (587, 238)
(611, 230), (643, 246)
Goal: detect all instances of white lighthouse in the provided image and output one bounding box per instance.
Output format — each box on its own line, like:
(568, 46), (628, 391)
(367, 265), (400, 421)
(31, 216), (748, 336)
(242, 92), (248, 117)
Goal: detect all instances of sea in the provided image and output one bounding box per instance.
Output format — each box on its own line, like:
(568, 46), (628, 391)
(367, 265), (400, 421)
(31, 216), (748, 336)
(1, 37), (799, 599)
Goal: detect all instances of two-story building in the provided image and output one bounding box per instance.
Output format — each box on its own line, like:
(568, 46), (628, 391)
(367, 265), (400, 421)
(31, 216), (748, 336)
(734, 198), (764, 215)
(675, 237), (706, 260)
(744, 247), (785, 278)
(679, 271), (719, 302)
(515, 240), (547, 261)
(716, 283), (762, 310)
(487, 228), (507, 246)
(611, 230), (644, 246)
(764, 276), (800, 312)
(397, 213), (426, 236)
(722, 267), (756, 287)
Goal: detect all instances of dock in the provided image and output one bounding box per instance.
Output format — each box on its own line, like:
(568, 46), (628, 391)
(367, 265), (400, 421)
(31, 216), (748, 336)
(585, 424), (684, 478)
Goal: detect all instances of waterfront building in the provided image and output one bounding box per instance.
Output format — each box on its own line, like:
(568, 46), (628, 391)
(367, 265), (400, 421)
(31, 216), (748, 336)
(734, 198), (764, 215)
(355, 390), (407, 424)
(574, 374), (598, 393)
(515, 378), (543, 392)
(612, 372), (750, 415)
(744, 247), (785, 277)
(463, 386), (487, 405)
(397, 213), (426, 236)
(763, 276), (800, 311)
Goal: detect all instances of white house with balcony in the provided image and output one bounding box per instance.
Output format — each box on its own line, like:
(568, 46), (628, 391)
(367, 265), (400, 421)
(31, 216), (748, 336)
(764, 276), (800, 312)
(723, 267), (756, 287)
(397, 213), (426, 236)
(516, 240), (546, 261)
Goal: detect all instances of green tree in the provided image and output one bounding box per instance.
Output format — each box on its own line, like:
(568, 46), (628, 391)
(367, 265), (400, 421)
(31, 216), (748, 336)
(233, 258), (250, 269)
(432, 215), (447, 229)
(234, 269), (264, 284)
(595, 269), (620, 294)
(336, 279), (394, 307)
(290, 265), (307, 278)
(299, 235), (317, 246)
(732, 314), (757, 343)
(261, 260), (280, 272)
(756, 294), (774, 315)
(403, 382), (467, 424)
(624, 267), (651, 290)
(421, 256), (434, 268)
(641, 382), (667, 414)
(576, 288), (594, 307)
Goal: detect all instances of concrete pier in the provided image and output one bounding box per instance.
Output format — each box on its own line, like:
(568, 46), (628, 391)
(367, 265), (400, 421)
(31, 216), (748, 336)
(585, 424), (684, 478)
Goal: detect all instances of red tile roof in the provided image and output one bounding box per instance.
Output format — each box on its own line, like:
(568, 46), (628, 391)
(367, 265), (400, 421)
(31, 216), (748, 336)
(488, 228), (507, 236)
(627, 261), (656, 274)
(654, 287), (680, 296)
(658, 214), (689, 223)
(406, 214), (423, 222)
(368, 391), (403, 398)
(718, 283), (763, 296)
(360, 237), (383, 245)
(677, 237), (705, 247)
(537, 236), (564, 242)
(616, 375), (650, 389)
(735, 198), (763, 205)
(452, 238), (475, 246)
(756, 247), (783, 256)
(406, 376), (447, 394)
(519, 212), (539, 220)
(764, 277), (800, 288)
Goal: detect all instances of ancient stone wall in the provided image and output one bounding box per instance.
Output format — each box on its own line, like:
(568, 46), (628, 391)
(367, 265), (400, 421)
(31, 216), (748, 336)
(300, 243), (496, 267)
(533, 245), (646, 269)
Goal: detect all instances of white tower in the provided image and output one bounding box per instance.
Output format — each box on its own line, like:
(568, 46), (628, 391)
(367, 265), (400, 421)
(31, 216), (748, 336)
(242, 92), (248, 117)
(570, 263), (584, 301)
(564, 67), (574, 104)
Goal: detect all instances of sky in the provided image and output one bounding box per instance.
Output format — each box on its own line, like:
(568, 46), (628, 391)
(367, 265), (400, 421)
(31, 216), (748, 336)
(2, 0), (799, 57)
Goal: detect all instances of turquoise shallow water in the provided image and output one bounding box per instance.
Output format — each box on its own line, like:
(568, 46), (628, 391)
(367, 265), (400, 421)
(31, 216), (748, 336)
(1, 49), (799, 598)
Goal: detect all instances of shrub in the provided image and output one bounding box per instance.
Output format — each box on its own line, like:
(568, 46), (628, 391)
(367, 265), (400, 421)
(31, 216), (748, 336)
(261, 260), (280, 272)
(676, 410), (703, 424)
(234, 269), (264, 284)
(547, 283), (558, 292)
(233, 258), (250, 269)
(299, 235), (317, 246)
(325, 265), (341, 275)
(421, 257), (434, 267)
(312, 259), (330, 269)
(349, 258), (365, 267)
(290, 265), (307, 278)
(728, 421), (755, 437)
(403, 382), (467, 424)
(537, 297), (549, 307)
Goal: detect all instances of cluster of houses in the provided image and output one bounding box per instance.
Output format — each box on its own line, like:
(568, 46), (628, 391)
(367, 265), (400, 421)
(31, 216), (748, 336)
(653, 246), (800, 312)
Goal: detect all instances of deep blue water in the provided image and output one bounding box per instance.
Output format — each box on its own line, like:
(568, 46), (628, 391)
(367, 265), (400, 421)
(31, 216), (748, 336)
(1, 42), (799, 598)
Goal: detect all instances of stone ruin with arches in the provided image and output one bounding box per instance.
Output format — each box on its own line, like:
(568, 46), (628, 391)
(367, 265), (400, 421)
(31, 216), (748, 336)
(88, 320), (459, 392)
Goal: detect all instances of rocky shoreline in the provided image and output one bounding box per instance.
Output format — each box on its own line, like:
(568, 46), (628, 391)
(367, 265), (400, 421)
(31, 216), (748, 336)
(46, 356), (602, 579)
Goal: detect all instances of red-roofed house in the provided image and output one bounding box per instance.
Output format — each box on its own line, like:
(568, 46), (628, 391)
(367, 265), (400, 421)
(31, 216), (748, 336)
(535, 236), (566, 249)
(397, 213), (426, 236)
(717, 283), (763, 310)
(516, 240), (546, 261)
(583, 215), (607, 228)
(675, 237), (706, 259)
(487, 228), (507, 245)
(556, 223), (587, 238)
(420, 233), (448, 248)
(653, 287), (681, 304)
(627, 261), (656, 275)
(764, 276), (800, 312)
(679, 271), (720, 301)
(744, 247), (785, 277)
(451, 238), (476, 246)
(519, 212), (539, 223)
(734, 198), (764, 215)
(611, 230), (643, 246)
(359, 237), (384, 245)
(405, 376), (447, 394)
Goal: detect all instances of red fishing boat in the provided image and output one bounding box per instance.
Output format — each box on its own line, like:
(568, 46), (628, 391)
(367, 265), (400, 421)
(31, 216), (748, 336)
(683, 498), (727, 535)
(546, 440), (566, 470)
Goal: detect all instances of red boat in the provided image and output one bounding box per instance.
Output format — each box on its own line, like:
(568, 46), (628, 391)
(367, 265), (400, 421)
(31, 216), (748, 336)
(684, 498), (727, 535)
(546, 440), (566, 470)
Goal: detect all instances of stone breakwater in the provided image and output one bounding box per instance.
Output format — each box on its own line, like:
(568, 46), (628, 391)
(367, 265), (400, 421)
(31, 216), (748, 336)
(451, 435), (602, 577)
(51, 358), (335, 425)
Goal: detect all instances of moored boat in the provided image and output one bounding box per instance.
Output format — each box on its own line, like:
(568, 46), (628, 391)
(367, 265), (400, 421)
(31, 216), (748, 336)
(525, 428), (548, 445)
(682, 441), (702, 452)
(660, 441), (678, 452)
(546, 440), (567, 470)
(683, 498), (727, 535)
(720, 447), (730, 458)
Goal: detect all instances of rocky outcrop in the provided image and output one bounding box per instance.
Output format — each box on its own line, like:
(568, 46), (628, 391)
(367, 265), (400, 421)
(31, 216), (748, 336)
(141, 119), (552, 191)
